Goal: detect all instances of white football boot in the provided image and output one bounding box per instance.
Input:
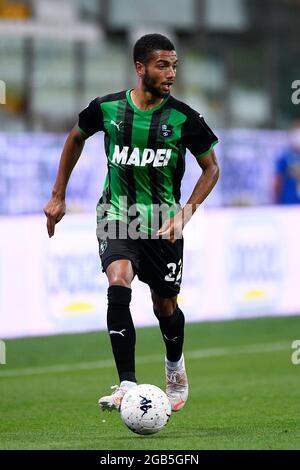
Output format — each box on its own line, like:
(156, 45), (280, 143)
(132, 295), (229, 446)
(98, 381), (137, 412)
(166, 354), (188, 411)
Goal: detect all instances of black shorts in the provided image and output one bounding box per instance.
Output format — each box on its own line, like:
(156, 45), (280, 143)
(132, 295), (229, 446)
(97, 224), (184, 298)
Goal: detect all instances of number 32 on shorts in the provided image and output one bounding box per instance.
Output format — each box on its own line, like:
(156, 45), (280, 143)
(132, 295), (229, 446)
(164, 259), (182, 283)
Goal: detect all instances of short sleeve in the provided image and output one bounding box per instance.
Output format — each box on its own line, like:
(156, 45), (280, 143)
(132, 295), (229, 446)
(78, 98), (104, 138)
(181, 110), (218, 158)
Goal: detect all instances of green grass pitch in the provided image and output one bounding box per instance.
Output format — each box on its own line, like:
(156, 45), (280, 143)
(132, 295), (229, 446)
(0, 315), (299, 450)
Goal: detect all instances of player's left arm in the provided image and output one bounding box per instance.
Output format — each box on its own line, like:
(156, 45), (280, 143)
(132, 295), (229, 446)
(157, 110), (219, 242)
(182, 148), (219, 223)
(157, 150), (219, 242)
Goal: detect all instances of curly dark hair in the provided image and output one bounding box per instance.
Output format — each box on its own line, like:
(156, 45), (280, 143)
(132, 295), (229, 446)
(133, 33), (175, 64)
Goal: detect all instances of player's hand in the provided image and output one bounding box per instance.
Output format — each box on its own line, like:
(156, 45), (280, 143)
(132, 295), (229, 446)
(156, 212), (184, 243)
(43, 196), (66, 238)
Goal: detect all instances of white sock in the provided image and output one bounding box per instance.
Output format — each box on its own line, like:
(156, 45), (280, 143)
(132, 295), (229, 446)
(166, 354), (184, 370)
(120, 380), (137, 388)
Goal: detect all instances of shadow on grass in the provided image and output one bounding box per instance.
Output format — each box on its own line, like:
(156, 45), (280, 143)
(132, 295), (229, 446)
(113, 426), (241, 442)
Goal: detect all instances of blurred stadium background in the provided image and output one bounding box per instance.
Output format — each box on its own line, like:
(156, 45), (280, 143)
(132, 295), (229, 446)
(0, 0), (300, 450)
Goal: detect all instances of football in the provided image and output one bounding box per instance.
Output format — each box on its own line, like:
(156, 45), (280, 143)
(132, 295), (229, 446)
(120, 384), (171, 435)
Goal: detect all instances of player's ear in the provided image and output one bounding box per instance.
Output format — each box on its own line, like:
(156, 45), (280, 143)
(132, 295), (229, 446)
(135, 61), (145, 78)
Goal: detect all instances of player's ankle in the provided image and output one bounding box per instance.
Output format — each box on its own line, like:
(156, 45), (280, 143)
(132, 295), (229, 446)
(120, 380), (137, 388)
(166, 354), (184, 370)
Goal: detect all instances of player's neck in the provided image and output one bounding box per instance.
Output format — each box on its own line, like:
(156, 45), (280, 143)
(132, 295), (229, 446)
(130, 88), (164, 111)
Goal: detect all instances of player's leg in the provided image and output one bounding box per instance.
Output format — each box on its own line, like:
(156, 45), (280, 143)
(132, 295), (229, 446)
(136, 236), (188, 410)
(98, 259), (138, 411)
(141, 236), (185, 363)
(151, 294), (185, 365)
(97, 226), (140, 411)
(151, 292), (184, 362)
(151, 291), (188, 411)
(106, 259), (137, 385)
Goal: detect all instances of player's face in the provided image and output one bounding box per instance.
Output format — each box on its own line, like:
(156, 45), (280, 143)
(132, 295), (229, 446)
(141, 50), (178, 98)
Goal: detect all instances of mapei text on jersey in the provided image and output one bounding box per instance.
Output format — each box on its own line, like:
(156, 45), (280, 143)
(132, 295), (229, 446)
(112, 145), (172, 167)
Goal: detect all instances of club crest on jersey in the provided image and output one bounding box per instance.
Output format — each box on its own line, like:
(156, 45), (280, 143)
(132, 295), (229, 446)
(161, 123), (173, 138)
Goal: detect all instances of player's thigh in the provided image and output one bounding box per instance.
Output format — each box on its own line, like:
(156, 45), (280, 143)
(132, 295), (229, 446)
(138, 238), (184, 298)
(97, 234), (140, 286)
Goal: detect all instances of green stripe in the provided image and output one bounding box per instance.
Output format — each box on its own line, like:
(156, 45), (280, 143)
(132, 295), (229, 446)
(152, 106), (172, 205)
(196, 140), (219, 158)
(98, 99), (128, 222)
(131, 112), (153, 231)
(77, 126), (88, 137)
(161, 108), (186, 210)
(111, 100), (128, 222)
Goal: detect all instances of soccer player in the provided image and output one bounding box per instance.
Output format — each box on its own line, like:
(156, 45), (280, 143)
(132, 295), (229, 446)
(44, 34), (219, 412)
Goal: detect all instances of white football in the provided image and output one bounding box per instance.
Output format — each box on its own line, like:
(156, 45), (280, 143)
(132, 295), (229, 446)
(120, 384), (171, 435)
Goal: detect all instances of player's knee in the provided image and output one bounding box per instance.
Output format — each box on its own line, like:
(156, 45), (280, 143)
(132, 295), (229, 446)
(106, 261), (134, 288)
(109, 277), (131, 288)
(152, 299), (177, 318)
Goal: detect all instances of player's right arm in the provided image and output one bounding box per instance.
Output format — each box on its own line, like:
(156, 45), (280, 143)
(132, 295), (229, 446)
(43, 126), (86, 238)
(44, 97), (104, 237)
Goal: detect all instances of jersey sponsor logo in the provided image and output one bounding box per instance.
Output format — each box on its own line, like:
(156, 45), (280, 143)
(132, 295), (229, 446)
(110, 119), (123, 131)
(161, 123), (173, 138)
(112, 145), (172, 167)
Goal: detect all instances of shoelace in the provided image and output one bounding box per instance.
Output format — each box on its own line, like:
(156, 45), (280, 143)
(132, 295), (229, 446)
(169, 371), (180, 384)
(168, 370), (185, 384)
(168, 370), (186, 391)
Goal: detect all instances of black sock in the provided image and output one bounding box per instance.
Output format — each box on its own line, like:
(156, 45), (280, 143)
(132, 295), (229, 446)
(154, 306), (185, 362)
(107, 285), (137, 383)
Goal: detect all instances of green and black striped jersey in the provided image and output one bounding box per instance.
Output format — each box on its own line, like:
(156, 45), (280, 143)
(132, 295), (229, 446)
(78, 89), (218, 234)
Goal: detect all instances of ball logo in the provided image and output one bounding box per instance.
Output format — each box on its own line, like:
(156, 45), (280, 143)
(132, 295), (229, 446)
(139, 395), (152, 416)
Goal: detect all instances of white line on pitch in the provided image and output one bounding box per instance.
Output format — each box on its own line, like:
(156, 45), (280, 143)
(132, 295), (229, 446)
(0, 342), (289, 378)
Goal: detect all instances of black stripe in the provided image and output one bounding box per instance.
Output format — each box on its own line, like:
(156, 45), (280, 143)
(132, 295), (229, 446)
(97, 90), (127, 104)
(122, 101), (136, 210)
(160, 101), (185, 204)
(147, 109), (164, 207)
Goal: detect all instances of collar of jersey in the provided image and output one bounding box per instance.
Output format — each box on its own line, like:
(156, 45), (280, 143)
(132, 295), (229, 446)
(126, 89), (170, 115)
